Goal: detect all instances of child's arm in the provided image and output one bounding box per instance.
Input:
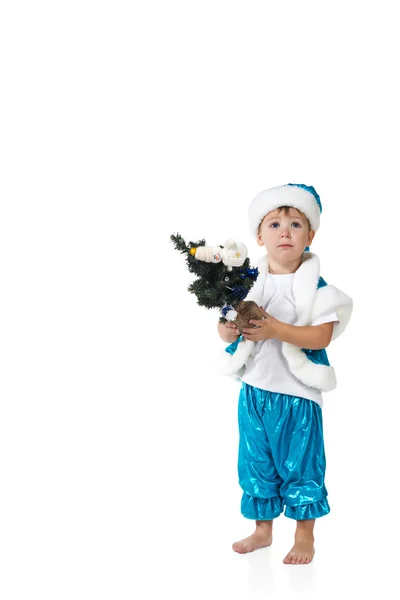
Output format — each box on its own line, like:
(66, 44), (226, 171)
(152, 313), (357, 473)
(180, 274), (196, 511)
(242, 307), (334, 350)
(218, 321), (240, 343)
(273, 321), (334, 350)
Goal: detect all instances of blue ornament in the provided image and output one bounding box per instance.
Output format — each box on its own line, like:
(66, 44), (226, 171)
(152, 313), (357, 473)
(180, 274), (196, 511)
(231, 285), (248, 301)
(240, 267), (259, 281)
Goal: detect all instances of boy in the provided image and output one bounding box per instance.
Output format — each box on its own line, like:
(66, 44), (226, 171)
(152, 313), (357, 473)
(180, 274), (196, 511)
(218, 184), (353, 564)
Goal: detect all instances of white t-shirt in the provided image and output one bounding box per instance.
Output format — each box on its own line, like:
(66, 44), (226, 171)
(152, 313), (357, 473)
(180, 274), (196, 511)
(241, 272), (339, 407)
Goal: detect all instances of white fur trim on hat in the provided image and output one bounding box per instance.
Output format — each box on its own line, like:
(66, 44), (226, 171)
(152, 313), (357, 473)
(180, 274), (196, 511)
(248, 185), (321, 239)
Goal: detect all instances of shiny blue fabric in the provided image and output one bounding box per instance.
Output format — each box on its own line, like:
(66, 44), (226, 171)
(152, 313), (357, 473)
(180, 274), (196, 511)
(302, 347), (330, 366)
(287, 183), (322, 213)
(225, 335), (243, 355)
(238, 383), (330, 520)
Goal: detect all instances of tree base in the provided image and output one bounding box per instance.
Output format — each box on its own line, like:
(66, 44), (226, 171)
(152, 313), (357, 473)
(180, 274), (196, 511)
(234, 301), (263, 333)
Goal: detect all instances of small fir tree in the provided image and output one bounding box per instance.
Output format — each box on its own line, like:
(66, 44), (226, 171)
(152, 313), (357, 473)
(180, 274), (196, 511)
(170, 233), (263, 331)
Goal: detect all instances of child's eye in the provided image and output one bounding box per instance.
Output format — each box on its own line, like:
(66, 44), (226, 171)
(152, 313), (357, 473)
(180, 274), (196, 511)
(270, 222), (279, 228)
(292, 222), (301, 228)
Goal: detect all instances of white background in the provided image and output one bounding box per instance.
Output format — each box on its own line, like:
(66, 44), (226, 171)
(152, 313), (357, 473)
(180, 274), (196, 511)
(1, 1), (399, 598)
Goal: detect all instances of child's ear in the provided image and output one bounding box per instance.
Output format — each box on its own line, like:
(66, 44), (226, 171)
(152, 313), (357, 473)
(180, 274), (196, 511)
(256, 232), (264, 247)
(308, 230), (316, 245)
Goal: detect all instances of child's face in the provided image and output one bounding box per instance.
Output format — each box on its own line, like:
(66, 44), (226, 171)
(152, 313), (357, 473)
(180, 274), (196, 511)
(257, 207), (315, 263)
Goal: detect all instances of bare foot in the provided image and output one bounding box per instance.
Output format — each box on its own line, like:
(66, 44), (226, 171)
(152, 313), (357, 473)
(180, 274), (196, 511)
(232, 520), (273, 554)
(283, 533), (315, 565)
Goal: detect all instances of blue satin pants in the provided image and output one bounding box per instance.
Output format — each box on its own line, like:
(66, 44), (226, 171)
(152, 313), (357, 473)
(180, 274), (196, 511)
(238, 382), (330, 520)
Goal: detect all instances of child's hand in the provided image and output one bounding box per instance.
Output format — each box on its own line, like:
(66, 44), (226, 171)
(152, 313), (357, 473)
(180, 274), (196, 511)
(224, 321), (240, 336)
(218, 320), (240, 343)
(242, 307), (280, 342)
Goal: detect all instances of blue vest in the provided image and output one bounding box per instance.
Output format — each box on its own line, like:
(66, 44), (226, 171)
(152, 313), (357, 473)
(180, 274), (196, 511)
(225, 276), (330, 367)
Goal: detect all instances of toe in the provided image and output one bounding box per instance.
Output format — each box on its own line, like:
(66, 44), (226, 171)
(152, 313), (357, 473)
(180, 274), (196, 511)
(234, 542), (247, 554)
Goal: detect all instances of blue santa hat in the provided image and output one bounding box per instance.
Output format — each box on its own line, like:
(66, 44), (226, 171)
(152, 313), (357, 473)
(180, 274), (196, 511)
(248, 183), (323, 241)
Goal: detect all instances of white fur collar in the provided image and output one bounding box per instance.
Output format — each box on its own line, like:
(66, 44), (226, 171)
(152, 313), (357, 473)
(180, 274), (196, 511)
(217, 252), (353, 393)
(247, 252), (320, 325)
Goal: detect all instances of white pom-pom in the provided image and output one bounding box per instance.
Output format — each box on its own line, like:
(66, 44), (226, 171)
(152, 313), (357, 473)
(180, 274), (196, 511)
(225, 309), (238, 321)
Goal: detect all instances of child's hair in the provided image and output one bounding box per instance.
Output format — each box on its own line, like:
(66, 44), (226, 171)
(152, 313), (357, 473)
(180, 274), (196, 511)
(257, 205), (311, 234)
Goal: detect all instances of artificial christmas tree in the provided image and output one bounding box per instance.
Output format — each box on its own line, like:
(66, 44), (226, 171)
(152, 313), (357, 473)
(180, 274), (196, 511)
(170, 233), (263, 331)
